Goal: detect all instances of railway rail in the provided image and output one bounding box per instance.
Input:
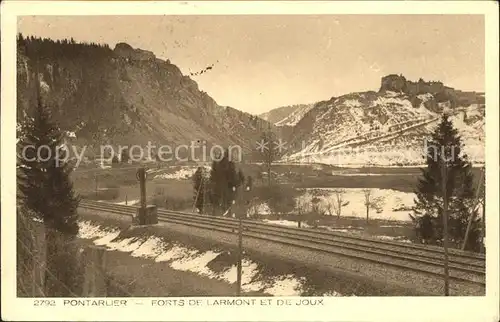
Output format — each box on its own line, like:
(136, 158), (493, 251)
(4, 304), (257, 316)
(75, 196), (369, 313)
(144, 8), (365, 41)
(79, 200), (486, 287)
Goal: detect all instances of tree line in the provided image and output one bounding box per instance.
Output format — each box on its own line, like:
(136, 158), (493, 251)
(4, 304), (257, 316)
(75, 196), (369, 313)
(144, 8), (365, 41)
(17, 33), (112, 62)
(192, 150), (249, 217)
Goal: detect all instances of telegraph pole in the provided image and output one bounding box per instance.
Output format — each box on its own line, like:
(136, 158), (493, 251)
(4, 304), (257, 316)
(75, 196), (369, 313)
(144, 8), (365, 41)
(481, 196), (486, 253)
(137, 167), (147, 210)
(232, 185), (243, 296)
(95, 174), (98, 198)
(236, 208), (243, 296)
(235, 178), (252, 296)
(461, 167), (484, 251)
(441, 159), (450, 296)
(202, 174), (206, 215)
(480, 167), (486, 254)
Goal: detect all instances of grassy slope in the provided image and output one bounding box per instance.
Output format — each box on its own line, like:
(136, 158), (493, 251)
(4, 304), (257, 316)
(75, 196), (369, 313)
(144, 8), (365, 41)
(79, 212), (432, 296)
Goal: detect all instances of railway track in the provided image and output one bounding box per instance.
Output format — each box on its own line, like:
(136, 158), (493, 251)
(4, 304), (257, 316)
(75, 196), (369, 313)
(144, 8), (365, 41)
(79, 200), (486, 287)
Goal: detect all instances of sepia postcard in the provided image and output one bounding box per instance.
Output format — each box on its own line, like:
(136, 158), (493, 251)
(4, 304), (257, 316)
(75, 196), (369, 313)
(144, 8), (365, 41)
(1, 1), (499, 321)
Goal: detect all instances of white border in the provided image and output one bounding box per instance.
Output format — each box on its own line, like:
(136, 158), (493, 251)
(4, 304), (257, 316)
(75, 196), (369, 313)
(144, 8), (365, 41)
(1, 1), (499, 321)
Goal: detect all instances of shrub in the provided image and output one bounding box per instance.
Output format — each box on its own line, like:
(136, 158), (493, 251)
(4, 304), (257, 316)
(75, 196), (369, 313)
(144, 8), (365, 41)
(252, 184), (298, 217)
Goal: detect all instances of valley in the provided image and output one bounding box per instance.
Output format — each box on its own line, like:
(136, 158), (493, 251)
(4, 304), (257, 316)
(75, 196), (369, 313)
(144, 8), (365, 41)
(70, 161), (484, 247)
(15, 33), (487, 298)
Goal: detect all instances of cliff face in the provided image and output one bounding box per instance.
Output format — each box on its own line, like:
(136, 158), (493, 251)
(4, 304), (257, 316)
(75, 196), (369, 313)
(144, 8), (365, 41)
(16, 37), (272, 158)
(113, 42), (156, 62)
(379, 74), (484, 110)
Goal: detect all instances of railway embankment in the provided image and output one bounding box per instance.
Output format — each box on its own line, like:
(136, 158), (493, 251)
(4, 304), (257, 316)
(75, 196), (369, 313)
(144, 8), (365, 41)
(78, 204), (485, 296)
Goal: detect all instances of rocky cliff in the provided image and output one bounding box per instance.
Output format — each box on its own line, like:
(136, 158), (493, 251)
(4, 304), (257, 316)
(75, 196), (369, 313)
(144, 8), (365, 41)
(16, 36), (272, 159)
(379, 74), (484, 110)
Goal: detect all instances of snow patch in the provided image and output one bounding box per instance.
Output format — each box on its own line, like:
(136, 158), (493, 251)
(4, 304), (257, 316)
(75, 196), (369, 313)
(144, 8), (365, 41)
(342, 99), (362, 108)
(275, 104), (314, 127)
(417, 93), (433, 102)
(77, 220), (341, 296)
(375, 235), (412, 243)
(66, 131), (77, 138)
(155, 245), (194, 263)
(154, 166), (211, 180)
(115, 199), (140, 205)
(38, 73), (50, 92)
(131, 236), (165, 258)
(155, 168), (196, 180)
(262, 275), (305, 296)
(248, 203), (271, 216)
(170, 250), (221, 276)
(263, 219), (307, 228)
(384, 91), (400, 98)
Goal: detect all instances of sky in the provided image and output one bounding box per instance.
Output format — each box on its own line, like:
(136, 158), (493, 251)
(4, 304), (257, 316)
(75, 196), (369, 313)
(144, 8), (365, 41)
(18, 15), (485, 114)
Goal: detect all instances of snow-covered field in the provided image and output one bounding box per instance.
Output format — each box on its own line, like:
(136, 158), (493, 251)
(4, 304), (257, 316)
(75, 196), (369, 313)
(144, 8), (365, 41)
(78, 221), (344, 296)
(250, 188), (415, 222)
(300, 188), (415, 222)
(153, 167), (197, 180)
(152, 166), (210, 180)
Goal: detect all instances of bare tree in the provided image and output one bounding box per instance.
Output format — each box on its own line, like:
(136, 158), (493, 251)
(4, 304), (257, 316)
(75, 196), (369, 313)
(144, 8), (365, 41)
(362, 189), (385, 224)
(295, 197), (310, 228)
(330, 189), (350, 218)
(308, 195), (325, 228)
(310, 196), (325, 215)
(325, 200), (335, 217)
(246, 197), (261, 219)
(258, 129), (280, 186)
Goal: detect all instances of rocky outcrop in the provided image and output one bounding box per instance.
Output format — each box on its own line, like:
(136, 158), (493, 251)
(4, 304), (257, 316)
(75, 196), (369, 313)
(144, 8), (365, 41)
(380, 74), (448, 96)
(379, 74), (484, 109)
(379, 74), (408, 93)
(114, 42), (156, 62)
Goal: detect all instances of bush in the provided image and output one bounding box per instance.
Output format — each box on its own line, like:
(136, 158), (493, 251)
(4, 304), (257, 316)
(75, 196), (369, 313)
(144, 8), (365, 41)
(252, 184), (298, 217)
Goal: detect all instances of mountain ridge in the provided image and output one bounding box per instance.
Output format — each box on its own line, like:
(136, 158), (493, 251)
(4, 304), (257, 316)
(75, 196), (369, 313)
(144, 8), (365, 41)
(16, 35), (485, 166)
(16, 35), (273, 159)
(281, 80), (485, 166)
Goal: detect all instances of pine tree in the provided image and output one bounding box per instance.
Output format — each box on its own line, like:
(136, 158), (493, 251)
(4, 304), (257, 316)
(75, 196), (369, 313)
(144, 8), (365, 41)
(258, 129), (279, 186)
(193, 167), (206, 214)
(120, 148), (130, 163)
(411, 113), (480, 251)
(17, 81), (81, 296)
(208, 149), (243, 215)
